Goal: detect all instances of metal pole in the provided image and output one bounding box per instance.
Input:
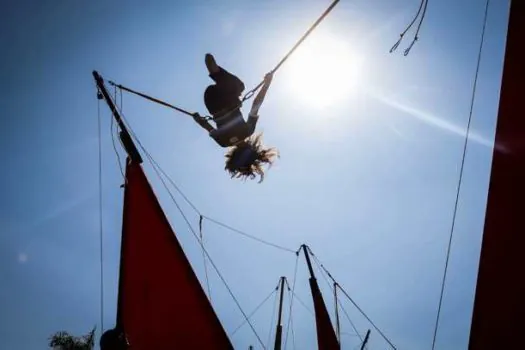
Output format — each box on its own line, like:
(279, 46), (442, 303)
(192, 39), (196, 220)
(274, 277), (286, 350)
(302, 245), (316, 279)
(334, 282), (341, 343)
(93, 71), (142, 164)
(360, 330), (371, 350)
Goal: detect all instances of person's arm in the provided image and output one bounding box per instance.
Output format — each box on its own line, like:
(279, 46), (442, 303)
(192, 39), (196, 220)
(192, 113), (215, 133)
(247, 73), (273, 127)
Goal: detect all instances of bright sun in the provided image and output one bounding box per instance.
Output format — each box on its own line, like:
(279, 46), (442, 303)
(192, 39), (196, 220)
(282, 33), (365, 110)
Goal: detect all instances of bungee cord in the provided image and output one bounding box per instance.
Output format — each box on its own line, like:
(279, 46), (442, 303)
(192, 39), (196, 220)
(242, 0), (341, 101)
(431, 0), (490, 348)
(109, 0), (340, 120)
(390, 0), (430, 56)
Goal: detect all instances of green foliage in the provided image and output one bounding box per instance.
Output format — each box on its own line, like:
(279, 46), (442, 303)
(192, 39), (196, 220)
(48, 327), (96, 350)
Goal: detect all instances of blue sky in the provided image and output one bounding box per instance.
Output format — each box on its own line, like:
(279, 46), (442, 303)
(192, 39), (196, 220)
(0, 0), (511, 349)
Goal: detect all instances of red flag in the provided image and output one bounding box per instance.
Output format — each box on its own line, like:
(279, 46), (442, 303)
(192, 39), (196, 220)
(116, 160), (233, 349)
(309, 278), (340, 350)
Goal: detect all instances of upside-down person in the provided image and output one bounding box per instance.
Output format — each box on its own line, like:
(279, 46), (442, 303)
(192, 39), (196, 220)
(192, 53), (278, 183)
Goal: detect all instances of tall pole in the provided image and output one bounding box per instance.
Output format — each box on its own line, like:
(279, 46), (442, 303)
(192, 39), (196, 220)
(302, 245), (316, 279)
(93, 71), (142, 164)
(334, 283), (341, 343)
(274, 277), (286, 350)
(468, 1), (525, 349)
(95, 70), (140, 350)
(360, 330), (371, 350)
(302, 244), (340, 350)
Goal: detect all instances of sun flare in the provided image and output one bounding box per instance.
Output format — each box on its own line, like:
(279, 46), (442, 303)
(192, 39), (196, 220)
(283, 33), (365, 109)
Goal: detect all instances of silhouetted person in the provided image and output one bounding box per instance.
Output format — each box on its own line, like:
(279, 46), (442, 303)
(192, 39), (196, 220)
(193, 54), (278, 182)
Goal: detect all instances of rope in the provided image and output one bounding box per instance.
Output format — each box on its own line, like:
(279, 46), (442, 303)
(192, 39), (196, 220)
(140, 164), (295, 254)
(202, 216), (297, 254)
(96, 95), (105, 334)
(110, 87), (125, 182)
(287, 290), (297, 350)
(145, 156), (201, 214)
(266, 286), (280, 348)
(389, 0), (429, 55)
(109, 81), (205, 119)
(283, 253), (299, 349)
(288, 289), (315, 317)
(336, 284), (396, 349)
(338, 299), (363, 343)
(403, 0), (429, 56)
(308, 248), (396, 349)
(431, 0), (490, 349)
(199, 215), (213, 302)
(242, 0), (341, 101)
(231, 285), (278, 336)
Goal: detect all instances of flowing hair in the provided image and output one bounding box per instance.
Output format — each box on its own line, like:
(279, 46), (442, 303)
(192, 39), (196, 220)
(224, 133), (279, 183)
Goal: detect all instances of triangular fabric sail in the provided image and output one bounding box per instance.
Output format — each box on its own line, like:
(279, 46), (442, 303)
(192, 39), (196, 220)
(116, 159), (234, 349)
(309, 278), (340, 350)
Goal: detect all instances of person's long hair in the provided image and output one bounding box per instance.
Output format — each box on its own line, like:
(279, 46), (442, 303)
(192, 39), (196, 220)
(224, 133), (278, 183)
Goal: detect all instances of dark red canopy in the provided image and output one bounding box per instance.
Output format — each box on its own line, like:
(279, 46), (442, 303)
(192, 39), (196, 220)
(116, 160), (233, 349)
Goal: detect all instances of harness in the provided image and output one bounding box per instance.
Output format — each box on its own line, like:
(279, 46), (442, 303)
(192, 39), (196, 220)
(209, 109), (248, 147)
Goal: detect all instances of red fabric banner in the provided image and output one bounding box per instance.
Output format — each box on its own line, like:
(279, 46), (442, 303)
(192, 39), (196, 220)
(116, 160), (233, 349)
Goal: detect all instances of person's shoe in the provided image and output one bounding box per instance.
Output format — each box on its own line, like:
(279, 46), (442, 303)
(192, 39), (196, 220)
(205, 53), (219, 74)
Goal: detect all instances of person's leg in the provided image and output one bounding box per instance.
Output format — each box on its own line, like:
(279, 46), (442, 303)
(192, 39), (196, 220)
(204, 54), (245, 116)
(205, 53), (245, 95)
(204, 85), (224, 116)
(205, 53), (219, 75)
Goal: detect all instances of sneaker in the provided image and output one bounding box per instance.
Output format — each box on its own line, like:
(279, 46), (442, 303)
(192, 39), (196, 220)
(205, 53), (219, 74)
